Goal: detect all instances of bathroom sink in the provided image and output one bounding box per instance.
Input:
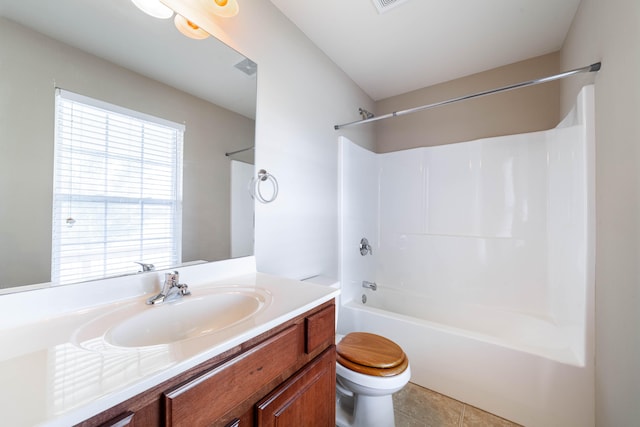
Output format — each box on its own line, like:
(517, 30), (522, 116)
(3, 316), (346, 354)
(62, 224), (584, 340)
(104, 288), (270, 347)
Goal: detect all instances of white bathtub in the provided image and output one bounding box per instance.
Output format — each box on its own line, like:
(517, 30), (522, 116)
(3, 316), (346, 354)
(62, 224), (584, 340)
(359, 286), (583, 366)
(338, 289), (594, 427)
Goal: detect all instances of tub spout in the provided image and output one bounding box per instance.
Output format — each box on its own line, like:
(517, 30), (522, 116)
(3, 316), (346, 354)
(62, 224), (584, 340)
(362, 280), (377, 291)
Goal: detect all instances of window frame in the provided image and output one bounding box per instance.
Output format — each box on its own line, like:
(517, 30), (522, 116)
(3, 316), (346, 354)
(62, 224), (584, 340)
(51, 88), (184, 285)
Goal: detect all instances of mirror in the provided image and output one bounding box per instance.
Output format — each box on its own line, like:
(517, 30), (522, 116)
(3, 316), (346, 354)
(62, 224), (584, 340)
(0, 0), (257, 291)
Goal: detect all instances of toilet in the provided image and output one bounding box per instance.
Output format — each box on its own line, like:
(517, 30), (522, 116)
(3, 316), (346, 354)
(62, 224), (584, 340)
(301, 276), (411, 427)
(335, 332), (411, 427)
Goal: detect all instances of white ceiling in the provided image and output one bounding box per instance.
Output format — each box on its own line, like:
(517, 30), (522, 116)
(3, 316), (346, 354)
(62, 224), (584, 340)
(269, 0), (582, 100)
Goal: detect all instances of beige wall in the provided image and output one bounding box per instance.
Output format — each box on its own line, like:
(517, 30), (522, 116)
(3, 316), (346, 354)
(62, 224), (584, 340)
(560, 0), (640, 425)
(0, 18), (254, 288)
(375, 52), (560, 153)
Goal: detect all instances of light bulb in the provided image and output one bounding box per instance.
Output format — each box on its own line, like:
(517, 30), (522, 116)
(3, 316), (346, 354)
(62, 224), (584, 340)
(209, 0), (239, 18)
(174, 14), (210, 40)
(131, 0), (174, 19)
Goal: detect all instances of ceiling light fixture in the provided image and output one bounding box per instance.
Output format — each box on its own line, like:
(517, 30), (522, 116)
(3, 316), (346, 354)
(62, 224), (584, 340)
(131, 0), (239, 41)
(174, 14), (210, 40)
(209, 0), (240, 18)
(131, 0), (174, 19)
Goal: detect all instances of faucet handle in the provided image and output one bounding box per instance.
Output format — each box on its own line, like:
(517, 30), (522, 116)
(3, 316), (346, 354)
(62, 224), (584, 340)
(165, 270), (179, 282)
(359, 238), (373, 256)
(177, 283), (191, 296)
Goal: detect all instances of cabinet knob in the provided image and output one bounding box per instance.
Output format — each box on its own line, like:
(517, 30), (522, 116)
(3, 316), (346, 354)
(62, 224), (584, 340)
(224, 418), (240, 427)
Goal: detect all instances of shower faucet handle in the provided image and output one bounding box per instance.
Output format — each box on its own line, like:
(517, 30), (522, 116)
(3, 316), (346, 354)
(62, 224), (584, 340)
(359, 238), (372, 256)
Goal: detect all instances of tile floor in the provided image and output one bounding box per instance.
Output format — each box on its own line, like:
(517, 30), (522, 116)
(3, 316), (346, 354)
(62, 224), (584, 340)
(393, 382), (522, 427)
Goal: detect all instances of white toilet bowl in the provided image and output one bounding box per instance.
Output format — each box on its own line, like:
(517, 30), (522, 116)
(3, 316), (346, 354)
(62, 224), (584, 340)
(335, 333), (411, 427)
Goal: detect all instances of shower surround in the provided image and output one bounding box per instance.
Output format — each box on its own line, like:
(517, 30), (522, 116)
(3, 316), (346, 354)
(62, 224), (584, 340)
(338, 86), (595, 426)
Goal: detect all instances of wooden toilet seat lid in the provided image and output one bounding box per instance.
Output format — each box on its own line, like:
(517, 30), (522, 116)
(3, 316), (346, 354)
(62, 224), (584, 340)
(336, 332), (408, 376)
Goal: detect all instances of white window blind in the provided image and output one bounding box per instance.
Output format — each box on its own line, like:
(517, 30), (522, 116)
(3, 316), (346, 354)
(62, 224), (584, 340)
(52, 89), (184, 285)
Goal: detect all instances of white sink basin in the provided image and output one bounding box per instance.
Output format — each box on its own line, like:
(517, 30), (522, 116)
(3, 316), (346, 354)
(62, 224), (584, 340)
(74, 287), (271, 349)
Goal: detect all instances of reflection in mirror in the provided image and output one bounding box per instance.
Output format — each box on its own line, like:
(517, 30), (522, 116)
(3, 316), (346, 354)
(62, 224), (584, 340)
(0, 0), (257, 291)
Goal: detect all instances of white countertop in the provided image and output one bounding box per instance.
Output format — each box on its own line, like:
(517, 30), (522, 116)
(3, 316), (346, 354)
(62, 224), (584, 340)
(0, 258), (339, 427)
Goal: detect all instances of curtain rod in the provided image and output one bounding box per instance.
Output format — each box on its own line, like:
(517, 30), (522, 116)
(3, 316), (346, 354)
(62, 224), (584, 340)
(225, 146), (254, 157)
(334, 62), (601, 130)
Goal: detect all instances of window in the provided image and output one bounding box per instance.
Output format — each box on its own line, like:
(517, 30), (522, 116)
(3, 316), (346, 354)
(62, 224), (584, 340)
(52, 89), (184, 285)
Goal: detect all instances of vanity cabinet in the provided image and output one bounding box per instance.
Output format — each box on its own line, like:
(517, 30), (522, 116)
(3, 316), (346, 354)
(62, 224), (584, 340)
(78, 300), (335, 427)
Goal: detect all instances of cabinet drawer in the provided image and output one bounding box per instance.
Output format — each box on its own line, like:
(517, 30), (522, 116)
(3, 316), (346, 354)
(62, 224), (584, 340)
(305, 304), (335, 354)
(164, 324), (302, 427)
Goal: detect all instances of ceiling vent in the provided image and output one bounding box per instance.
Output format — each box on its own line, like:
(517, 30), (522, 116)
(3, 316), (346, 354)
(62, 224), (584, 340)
(234, 58), (257, 77)
(371, 0), (411, 14)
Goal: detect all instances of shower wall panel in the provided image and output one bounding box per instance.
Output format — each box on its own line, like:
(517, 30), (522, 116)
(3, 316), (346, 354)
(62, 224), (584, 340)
(376, 132), (552, 316)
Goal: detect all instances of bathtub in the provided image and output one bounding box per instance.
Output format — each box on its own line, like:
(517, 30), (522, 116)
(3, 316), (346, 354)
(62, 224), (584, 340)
(338, 287), (594, 427)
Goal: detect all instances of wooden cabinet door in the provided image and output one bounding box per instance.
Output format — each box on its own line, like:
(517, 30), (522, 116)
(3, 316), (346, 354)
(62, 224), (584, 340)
(256, 346), (336, 427)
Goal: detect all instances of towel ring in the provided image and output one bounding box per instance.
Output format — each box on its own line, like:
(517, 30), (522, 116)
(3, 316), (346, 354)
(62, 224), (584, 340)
(249, 169), (279, 203)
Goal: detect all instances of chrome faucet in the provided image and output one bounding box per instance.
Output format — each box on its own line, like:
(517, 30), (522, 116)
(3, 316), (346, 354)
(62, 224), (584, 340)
(362, 280), (377, 291)
(135, 262), (155, 272)
(146, 271), (191, 305)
